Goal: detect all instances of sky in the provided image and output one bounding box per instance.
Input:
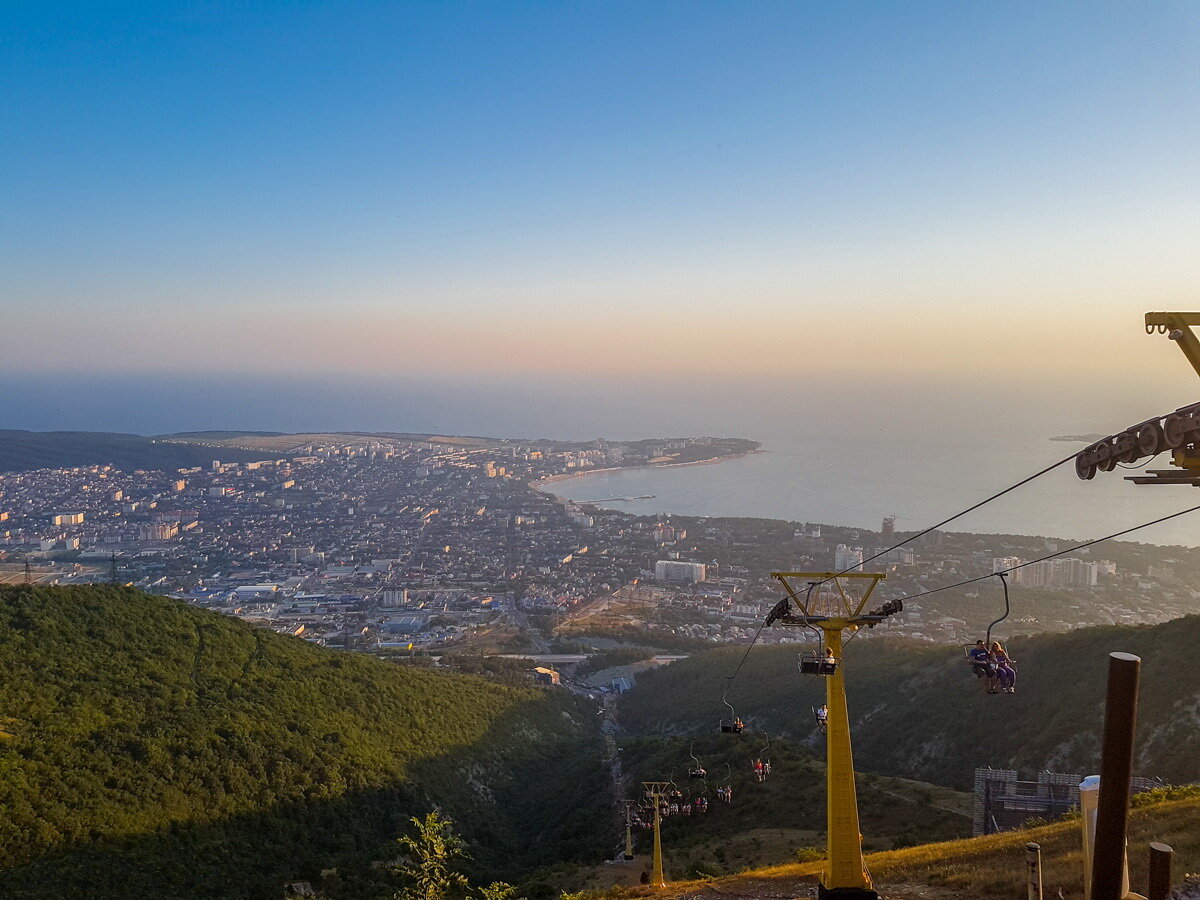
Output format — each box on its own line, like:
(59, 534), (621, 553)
(3, 1), (1200, 423)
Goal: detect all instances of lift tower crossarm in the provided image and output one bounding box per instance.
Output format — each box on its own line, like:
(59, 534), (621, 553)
(1145, 312), (1200, 379)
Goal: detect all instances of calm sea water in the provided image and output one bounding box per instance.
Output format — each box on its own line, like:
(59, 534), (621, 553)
(5, 370), (1197, 546)
(544, 430), (1200, 547)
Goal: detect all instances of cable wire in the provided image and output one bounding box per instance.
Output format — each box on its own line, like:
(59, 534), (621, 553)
(813, 449), (1080, 588)
(891, 502), (1200, 605)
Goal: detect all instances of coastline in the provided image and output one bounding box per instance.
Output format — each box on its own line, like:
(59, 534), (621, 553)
(530, 448), (764, 499)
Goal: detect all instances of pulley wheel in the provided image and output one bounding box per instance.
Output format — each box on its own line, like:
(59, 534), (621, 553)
(1163, 414), (1191, 449)
(1075, 451), (1097, 480)
(1112, 431), (1138, 464)
(1093, 440), (1116, 471)
(1136, 421), (1166, 457)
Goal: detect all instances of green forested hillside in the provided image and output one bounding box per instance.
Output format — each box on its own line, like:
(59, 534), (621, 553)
(0, 586), (610, 899)
(619, 615), (1200, 790)
(0, 430), (283, 472)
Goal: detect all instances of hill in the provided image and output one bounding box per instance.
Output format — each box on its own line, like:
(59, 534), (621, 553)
(617, 734), (971, 879)
(0, 585), (611, 899)
(653, 789), (1200, 900)
(0, 430), (283, 472)
(618, 615), (1200, 790)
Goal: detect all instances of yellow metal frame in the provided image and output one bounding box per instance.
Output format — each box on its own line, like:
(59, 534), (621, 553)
(1145, 312), (1200, 380)
(1145, 313), (1200, 475)
(642, 781), (670, 888)
(771, 571), (886, 897)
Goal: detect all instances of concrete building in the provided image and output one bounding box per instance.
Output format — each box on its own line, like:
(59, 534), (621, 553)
(834, 544), (863, 572)
(655, 559), (707, 584)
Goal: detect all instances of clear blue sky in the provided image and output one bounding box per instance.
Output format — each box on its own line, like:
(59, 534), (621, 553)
(3, 1), (1199, 387)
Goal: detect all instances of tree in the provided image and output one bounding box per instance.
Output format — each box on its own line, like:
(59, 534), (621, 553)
(394, 811), (470, 900)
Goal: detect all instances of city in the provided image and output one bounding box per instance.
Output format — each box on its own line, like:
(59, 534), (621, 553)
(4, 431), (1198, 672)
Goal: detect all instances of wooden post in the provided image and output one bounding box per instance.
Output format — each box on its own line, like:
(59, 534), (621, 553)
(1148, 842), (1173, 900)
(1090, 653), (1140, 900)
(1026, 842), (1043, 900)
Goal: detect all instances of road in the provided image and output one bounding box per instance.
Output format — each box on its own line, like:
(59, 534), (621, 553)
(505, 597), (551, 653)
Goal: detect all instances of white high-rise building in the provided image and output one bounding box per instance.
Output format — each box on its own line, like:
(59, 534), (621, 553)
(834, 544), (863, 572)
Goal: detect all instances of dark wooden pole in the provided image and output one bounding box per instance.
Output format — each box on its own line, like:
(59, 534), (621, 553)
(1148, 842), (1173, 900)
(1090, 652), (1141, 900)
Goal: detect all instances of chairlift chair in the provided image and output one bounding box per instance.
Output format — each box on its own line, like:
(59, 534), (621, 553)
(964, 573), (1016, 695)
(798, 649), (839, 676)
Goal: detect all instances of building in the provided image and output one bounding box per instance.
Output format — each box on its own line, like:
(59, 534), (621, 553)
(874, 546), (915, 566)
(52, 513), (84, 526)
(141, 522), (180, 541)
(1011, 557), (1113, 589)
(834, 544), (864, 572)
(881, 516), (895, 541)
(655, 559), (707, 584)
(973, 768), (1159, 836)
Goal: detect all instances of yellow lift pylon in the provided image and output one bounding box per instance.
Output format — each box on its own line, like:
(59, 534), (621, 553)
(620, 799), (637, 861)
(642, 781), (670, 888)
(767, 571), (900, 900)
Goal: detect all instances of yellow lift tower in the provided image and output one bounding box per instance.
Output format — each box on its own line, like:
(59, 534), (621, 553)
(1075, 313), (1200, 484)
(642, 781), (670, 889)
(765, 571), (902, 900)
(621, 800), (636, 861)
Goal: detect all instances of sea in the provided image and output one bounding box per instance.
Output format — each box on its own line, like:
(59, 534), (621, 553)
(5, 369), (1199, 547)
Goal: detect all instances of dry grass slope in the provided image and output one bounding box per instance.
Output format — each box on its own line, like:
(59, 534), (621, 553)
(652, 797), (1199, 900)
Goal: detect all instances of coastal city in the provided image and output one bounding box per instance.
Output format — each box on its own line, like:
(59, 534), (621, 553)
(2, 431), (1199, 666)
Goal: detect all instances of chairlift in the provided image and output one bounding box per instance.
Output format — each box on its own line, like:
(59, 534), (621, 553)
(753, 733), (771, 781)
(964, 573), (1016, 696)
(688, 742), (707, 779)
(798, 648), (839, 676)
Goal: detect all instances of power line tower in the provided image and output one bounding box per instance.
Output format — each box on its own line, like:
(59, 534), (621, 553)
(641, 781), (669, 888)
(109, 552), (119, 585)
(765, 571), (902, 900)
(24, 557), (31, 585)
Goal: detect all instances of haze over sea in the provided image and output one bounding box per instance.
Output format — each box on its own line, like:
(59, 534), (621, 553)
(7, 369), (1199, 547)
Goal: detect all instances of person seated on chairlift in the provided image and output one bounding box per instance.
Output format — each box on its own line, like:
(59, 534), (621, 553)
(753, 758), (764, 781)
(763, 760), (771, 776)
(990, 641), (1017, 693)
(733, 716), (744, 732)
(968, 640), (999, 692)
(691, 765), (706, 778)
(723, 785), (733, 803)
(815, 704), (829, 729)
